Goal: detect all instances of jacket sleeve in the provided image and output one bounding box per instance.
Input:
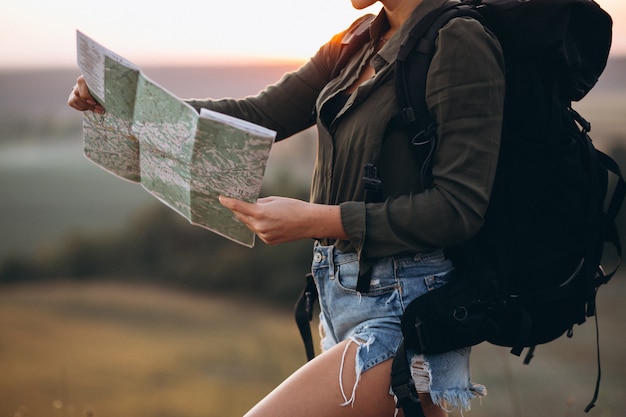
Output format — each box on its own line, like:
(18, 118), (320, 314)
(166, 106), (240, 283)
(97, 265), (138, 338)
(184, 21), (361, 141)
(340, 17), (506, 259)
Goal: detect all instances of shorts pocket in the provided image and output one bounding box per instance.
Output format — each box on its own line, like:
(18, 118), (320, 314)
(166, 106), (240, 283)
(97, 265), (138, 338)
(335, 258), (399, 296)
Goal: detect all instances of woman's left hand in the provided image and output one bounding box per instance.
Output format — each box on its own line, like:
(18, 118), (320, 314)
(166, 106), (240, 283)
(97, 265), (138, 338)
(68, 75), (105, 114)
(219, 195), (347, 245)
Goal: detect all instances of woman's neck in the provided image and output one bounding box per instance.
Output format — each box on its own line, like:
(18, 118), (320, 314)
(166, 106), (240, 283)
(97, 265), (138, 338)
(382, 0), (423, 32)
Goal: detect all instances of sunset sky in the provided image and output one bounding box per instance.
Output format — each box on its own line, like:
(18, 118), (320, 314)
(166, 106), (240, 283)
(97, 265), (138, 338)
(1, 0), (625, 69)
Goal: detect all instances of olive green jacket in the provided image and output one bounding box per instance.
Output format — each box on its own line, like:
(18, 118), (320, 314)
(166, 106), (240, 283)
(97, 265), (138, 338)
(187, 0), (505, 260)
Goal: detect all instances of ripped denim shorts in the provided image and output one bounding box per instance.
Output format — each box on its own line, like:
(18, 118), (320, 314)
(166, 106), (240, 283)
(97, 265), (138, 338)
(311, 244), (486, 411)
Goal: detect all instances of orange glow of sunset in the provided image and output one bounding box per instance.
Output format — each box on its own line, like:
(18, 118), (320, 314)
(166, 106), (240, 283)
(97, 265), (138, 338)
(0, 0), (624, 69)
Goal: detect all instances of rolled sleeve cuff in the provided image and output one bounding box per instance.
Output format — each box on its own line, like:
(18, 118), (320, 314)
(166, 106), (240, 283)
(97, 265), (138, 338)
(340, 201), (366, 252)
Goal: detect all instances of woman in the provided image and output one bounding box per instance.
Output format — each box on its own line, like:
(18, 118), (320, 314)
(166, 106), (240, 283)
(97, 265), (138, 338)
(69, 0), (505, 415)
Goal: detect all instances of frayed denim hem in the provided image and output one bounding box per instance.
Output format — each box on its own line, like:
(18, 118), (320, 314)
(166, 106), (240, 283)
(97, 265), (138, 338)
(430, 383), (487, 413)
(338, 334), (376, 407)
(410, 355), (487, 413)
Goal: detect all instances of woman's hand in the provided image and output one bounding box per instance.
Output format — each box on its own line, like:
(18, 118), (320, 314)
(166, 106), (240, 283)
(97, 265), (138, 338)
(68, 75), (105, 114)
(219, 195), (348, 245)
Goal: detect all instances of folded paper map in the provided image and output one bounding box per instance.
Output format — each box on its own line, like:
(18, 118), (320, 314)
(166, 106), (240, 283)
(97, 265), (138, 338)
(76, 30), (276, 247)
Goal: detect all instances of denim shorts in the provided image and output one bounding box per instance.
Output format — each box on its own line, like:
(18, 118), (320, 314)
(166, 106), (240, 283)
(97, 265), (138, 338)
(311, 244), (486, 411)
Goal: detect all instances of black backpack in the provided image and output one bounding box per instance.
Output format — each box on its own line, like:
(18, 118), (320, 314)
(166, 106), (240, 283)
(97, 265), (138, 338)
(295, 0), (625, 414)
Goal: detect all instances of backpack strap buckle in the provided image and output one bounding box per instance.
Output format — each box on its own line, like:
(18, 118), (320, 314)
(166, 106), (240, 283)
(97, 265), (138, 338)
(400, 106), (417, 125)
(363, 163), (382, 192)
(392, 381), (421, 407)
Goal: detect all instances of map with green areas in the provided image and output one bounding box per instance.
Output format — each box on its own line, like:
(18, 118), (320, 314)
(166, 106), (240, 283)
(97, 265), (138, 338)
(77, 31), (275, 247)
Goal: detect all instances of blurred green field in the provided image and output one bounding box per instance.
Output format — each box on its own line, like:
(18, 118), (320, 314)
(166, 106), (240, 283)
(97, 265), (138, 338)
(0, 138), (156, 259)
(1, 280), (624, 417)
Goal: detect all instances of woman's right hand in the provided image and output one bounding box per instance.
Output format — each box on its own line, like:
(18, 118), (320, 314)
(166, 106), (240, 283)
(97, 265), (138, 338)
(68, 75), (105, 114)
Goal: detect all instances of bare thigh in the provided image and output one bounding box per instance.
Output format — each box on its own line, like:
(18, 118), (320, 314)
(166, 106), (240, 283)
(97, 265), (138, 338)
(243, 339), (396, 417)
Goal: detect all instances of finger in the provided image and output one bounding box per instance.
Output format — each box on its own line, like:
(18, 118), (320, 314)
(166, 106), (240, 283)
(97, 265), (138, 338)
(73, 75), (105, 111)
(219, 195), (255, 216)
(68, 85), (105, 113)
(68, 87), (89, 111)
(76, 76), (96, 105)
(68, 91), (96, 112)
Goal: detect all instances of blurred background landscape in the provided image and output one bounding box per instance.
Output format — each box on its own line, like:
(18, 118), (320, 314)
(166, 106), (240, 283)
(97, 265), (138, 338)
(1, 55), (626, 417)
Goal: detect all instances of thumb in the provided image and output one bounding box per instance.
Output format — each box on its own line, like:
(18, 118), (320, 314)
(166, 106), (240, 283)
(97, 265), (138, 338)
(219, 195), (254, 214)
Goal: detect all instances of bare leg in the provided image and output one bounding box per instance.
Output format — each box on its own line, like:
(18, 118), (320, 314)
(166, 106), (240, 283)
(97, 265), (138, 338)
(417, 393), (448, 417)
(244, 339), (447, 417)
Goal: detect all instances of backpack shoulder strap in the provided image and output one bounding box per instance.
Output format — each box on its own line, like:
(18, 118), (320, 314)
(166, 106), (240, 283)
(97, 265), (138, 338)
(390, 1), (483, 191)
(393, 2), (482, 133)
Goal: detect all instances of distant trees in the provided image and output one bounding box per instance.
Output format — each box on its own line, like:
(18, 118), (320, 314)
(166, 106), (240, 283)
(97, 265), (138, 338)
(0, 202), (313, 307)
(0, 170), (316, 308)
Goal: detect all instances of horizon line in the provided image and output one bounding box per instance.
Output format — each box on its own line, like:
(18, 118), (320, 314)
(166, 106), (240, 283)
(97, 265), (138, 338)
(0, 57), (310, 72)
(2, 49), (626, 72)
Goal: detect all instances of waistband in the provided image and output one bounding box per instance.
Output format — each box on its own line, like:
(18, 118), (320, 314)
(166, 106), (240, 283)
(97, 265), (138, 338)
(313, 242), (445, 265)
